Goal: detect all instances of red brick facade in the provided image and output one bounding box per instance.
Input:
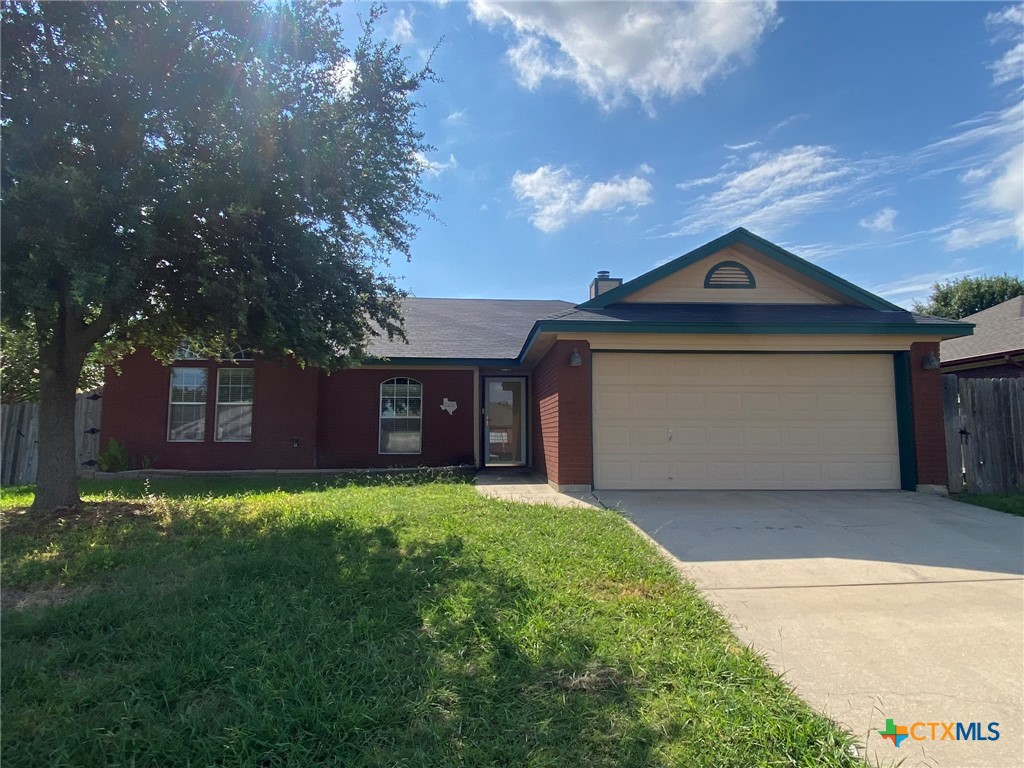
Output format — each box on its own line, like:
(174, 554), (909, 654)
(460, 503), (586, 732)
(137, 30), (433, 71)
(908, 342), (948, 487)
(101, 350), (319, 470)
(101, 352), (475, 472)
(317, 368), (475, 469)
(531, 340), (593, 488)
(103, 343), (949, 491)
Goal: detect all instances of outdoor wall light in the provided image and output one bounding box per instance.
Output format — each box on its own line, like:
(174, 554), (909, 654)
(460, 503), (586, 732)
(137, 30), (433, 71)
(569, 348), (582, 367)
(922, 354), (940, 370)
(292, 437), (300, 448)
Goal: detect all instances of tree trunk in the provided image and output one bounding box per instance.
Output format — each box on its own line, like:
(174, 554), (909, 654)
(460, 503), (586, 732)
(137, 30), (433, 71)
(31, 358), (86, 511)
(29, 296), (111, 512)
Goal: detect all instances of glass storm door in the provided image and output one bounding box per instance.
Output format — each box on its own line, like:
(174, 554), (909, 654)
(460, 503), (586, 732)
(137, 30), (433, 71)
(484, 378), (526, 466)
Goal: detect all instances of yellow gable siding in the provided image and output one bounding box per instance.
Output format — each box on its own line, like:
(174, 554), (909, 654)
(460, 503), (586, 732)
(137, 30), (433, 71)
(623, 246), (842, 305)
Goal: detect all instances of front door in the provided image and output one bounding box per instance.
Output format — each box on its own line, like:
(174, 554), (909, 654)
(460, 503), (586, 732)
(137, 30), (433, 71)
(484, 377), (526, 466)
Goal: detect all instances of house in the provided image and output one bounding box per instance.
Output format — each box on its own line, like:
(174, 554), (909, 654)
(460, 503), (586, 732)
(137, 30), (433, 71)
(939, 296), (1024, 379)
(100, 228), (973, 492)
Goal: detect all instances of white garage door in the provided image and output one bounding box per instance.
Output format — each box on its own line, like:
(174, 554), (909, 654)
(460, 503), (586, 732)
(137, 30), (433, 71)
(592, 353), (900, 490)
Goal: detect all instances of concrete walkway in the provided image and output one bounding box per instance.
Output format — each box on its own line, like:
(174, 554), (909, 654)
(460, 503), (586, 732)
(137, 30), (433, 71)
(474, 472), (600, 508)
(596, 490), (1024, 768)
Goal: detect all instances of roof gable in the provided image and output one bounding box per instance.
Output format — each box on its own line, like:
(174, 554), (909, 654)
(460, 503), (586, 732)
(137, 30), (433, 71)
(579, 228), (902, 311)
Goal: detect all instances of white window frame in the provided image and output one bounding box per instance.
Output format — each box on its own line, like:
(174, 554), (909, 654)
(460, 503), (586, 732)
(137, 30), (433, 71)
(214, 367), (254, 443)
(167, 367), (208, 442)
(379, 377), (423, 455)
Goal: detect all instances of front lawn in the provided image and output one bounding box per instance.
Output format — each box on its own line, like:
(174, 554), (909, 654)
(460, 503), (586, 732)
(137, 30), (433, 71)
(951, 491), (1024, 517)
(1, 477), (858, 766)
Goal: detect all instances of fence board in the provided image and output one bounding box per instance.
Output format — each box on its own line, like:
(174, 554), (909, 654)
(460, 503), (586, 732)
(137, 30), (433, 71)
(942, 375), (963, 491)
(0, 391), (103, 486)
(945, 376), (1024, 494)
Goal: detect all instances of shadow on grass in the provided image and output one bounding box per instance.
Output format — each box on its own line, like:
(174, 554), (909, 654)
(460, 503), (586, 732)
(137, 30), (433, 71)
(2, 505), (657, 766)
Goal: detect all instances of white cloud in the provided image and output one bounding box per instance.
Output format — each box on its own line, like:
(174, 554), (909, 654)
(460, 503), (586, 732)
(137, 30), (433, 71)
(928, 10), (1024, 252)
(987, 4), (1024, 87)
(639, 162), (655, 175)
(724, 140), (761, 151)
(469, 1), (778, 114)
(859, 206), (898, 233)
(670, 145), (871, 236)
(960, 166), (992, 184)
(415, 152), (458, 177)
(915, 101), (1023, 160)
(511, 165), (652, 233)
(769, 113), (808, 134)
(870, 266), (986, 309)
(945, 144), (1024, 249)
(991, 42), (1024, 86)
(444, 109), (467, 126)
(988, 4), (1024, 27)
(675, 172), (729, 191)
(391, 10), (415, 45)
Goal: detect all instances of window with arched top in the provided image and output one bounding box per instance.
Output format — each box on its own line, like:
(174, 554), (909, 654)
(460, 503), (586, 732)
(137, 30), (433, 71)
(703, 260), (756, 289)
(380, 377), (422, 454)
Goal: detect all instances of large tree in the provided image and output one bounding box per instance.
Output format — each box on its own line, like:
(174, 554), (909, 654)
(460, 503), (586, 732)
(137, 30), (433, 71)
(1, 2), (435, 510)
(913, 274), (1024, 320)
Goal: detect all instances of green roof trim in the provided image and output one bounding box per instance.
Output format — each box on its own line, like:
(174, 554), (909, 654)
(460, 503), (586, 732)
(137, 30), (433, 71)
(578, 227), (904, 311)
(893, 352), (918, 491)
(516, 318), (972, 364)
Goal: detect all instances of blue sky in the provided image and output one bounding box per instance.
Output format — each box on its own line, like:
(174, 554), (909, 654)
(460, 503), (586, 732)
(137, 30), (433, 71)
(351, 2), (1023, 308)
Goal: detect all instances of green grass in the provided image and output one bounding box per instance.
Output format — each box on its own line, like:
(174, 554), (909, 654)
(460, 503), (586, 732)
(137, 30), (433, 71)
(1, 477), (859, 767)
(952, 492), (1024, 517)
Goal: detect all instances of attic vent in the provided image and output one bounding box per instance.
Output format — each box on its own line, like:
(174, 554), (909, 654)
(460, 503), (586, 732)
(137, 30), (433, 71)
(704, 260), (756, 289)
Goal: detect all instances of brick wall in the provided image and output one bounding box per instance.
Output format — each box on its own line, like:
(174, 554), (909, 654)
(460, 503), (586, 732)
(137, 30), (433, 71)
(101, 350), (319, 470)
(530, 340), (592, 488)
(531, 350), (559, 481)
(909, 341), (948, 486)
(317, 368), (475, 469)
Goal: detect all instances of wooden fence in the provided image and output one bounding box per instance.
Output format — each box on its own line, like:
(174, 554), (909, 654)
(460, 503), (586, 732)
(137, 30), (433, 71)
(1, 391), (103, 486)
(942, 375), (1024, 494)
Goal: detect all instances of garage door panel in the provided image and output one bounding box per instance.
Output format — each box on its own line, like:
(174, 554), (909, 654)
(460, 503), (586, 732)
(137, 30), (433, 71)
(748, 427), (783, 447)
(667, 392), (705, 411)
(708, 392), (742, 416)
(593, 353), (900, 490)
(708, 426), (743, 447)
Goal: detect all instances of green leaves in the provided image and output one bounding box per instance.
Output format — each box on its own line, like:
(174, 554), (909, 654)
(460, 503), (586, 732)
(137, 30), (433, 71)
(1, 1), (433, 368)
(913, 274), (1024, 320)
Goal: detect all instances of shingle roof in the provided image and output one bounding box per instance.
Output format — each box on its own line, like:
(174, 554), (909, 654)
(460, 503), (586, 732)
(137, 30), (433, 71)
(367, 297), (573, 360)
(940, 297), (1024, 363)
(368, 297), (970, 362)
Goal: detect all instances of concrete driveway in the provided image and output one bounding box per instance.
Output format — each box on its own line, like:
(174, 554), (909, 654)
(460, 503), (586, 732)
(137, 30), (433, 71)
(595, 490), (1024, 768)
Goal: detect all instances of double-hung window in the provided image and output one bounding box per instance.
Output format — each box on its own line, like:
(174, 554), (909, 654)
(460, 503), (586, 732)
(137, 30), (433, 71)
(168, 368), (208, 441)
(216, 368), (254, 442)
(379, 377), (422, 454)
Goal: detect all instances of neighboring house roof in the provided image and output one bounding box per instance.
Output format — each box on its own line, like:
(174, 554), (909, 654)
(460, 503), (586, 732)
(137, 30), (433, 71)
(940, 296), (1024, 365)
(367, 297), (573, 361)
